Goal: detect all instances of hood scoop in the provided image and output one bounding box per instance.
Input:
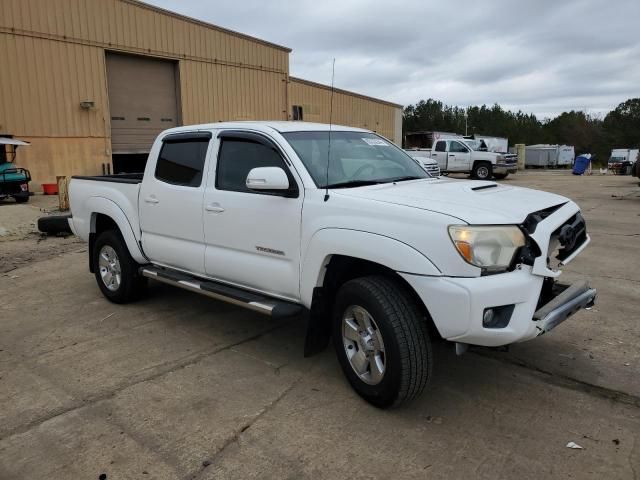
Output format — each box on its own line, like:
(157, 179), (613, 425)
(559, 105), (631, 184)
(471, 183), (498, 191)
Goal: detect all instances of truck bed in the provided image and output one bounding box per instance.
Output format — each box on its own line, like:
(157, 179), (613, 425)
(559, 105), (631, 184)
(72, 173), (143, 184)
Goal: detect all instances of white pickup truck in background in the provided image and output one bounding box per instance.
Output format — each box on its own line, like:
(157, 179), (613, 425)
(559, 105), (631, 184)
(430, 138), (518, 179)
(68, 121), (596, 408)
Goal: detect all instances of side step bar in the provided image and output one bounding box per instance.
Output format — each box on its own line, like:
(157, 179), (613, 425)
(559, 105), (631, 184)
(140, 266), (303, 319)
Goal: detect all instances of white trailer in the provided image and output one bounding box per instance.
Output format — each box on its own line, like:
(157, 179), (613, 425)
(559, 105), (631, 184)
(471, 135), (509, 154)
(526, 145), (575, 168)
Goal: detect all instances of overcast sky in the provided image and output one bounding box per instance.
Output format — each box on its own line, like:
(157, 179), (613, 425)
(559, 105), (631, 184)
(146, 0), (639, 119)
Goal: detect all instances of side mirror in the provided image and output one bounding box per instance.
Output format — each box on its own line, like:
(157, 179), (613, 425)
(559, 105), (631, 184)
(246, 167), (290, 192)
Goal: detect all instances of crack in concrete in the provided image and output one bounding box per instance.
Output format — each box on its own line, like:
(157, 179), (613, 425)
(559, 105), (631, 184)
(187, 372), (304, 480)
(0, 320), (295, 442)
(475, 351), (640, 409)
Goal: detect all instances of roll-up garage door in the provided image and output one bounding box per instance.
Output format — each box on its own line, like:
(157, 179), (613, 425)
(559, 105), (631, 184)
(106, 53), (179, 154)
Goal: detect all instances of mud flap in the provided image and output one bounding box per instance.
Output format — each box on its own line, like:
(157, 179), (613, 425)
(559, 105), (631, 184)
(303, 287), (332, 357)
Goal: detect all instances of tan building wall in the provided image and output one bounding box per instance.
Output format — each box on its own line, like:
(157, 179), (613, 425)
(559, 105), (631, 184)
(0, 0), (290, 185)
(0, 0), (402, 186)
(289, 77), (403, 145)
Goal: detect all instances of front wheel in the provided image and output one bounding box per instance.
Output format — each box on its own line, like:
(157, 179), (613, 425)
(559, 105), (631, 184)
(332, 276), (432, 408)
(93, 230), (146, 303)
(493, 173), (508, 180)
(14, 195), (29, 203)
(472, 162), (493, 180)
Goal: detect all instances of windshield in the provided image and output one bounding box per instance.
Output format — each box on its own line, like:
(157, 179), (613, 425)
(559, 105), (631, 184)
(283, 131), (428, 188)
(609, 156), (625, 162)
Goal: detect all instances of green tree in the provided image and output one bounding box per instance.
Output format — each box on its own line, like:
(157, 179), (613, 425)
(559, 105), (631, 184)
(603, 98), (640, 149)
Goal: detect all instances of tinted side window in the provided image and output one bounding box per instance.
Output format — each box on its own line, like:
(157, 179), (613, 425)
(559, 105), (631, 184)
(450, 141), (468, 153)
(216, 138), (290, 193)
(435, 141), (446, 152)
(155, 139), (209, 187)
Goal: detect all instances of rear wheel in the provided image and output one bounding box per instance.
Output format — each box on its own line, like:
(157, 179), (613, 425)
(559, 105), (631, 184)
(332, 276), (432, 408)
(472, 161), (492, 180)
(93, 230), (146, 303)
(14, 196), (29, 203)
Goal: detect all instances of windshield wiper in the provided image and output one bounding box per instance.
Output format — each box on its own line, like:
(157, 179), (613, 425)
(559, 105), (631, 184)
(384, 175), (424, 183)
(324, 180), (383, 189)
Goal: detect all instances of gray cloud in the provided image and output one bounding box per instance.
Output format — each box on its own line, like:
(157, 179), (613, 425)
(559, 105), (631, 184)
(146, 0), (640, 117)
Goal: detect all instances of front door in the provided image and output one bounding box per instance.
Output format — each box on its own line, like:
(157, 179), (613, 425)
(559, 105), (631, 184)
(447, 140), (472, 171)
(203, 131), (303, 300)
(139, 132), (212, 275)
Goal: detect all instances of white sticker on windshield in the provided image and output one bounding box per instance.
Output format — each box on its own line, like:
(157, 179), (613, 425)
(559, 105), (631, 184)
(362, 138), (389, 146)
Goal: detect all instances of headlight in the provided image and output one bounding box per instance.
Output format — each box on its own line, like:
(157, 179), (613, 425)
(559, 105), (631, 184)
(448, 225), (526, 272)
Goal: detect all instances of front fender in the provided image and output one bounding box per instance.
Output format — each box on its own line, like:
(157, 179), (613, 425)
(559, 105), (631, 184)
(300, 228), (442, 306)
(83, 197), (146, 264)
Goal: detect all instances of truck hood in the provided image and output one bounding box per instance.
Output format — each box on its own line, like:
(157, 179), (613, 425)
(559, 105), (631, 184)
(334, 178), (568, 224)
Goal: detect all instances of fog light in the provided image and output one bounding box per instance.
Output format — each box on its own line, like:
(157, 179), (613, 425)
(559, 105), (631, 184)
(483, 309), (495, 327)
(482, 305), (515, 329)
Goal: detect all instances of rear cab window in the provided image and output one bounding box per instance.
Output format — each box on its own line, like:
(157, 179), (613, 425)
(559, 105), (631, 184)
(434, 141), (446, 152)
(155, 132), (211, 187)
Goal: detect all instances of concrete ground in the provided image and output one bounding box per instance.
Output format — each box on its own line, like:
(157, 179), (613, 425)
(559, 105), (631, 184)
(0, 172), (638, 479)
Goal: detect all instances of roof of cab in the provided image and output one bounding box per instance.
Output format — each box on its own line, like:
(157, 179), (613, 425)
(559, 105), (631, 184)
(162, 121), (372, 135)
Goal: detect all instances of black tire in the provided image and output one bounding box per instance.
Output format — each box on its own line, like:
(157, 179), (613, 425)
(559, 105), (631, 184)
(37, 215), (72, 235)
(493, 173), (508, 180)
(332, 275), (432, 408)
(93, 229), (146, 303)
(14, 196), (29, 203)
(472, 161), (492, 180)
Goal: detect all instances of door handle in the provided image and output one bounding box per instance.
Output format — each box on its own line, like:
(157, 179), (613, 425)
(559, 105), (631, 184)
(144, 196), (159, 204)
(205, 203), (225, 213)
(449, 154), (456, 157)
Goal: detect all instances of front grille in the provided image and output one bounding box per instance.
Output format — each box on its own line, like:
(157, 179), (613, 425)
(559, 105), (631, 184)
(423, 163), (440, 177)
(554, 213), (587, 261)
(546, 213), (587, 270)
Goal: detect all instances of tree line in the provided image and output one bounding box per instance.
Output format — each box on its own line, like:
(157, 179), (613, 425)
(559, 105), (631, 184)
(403, 98), (640, 165)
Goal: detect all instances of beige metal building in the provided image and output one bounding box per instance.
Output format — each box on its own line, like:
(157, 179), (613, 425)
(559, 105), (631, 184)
(0, 0), (403, 185)
(289, 78), (402, 145)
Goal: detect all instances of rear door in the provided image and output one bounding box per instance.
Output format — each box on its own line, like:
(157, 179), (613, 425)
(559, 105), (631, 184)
(431, 141), (448, 170)
(139, 132), (212, 274)
(447, 140), (472, 171)
(202, 131), (303, 300)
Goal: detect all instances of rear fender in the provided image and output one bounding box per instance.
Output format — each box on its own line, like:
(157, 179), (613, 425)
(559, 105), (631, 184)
(86, 197), (146, 264)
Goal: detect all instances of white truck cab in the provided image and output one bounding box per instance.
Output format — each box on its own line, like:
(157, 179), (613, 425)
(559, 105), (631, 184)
(68, 121), (595, 408)
(431, 138), (518, 179)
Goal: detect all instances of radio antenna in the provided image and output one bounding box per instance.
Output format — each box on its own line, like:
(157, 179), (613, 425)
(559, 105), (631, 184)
(324, 58), (335, 202)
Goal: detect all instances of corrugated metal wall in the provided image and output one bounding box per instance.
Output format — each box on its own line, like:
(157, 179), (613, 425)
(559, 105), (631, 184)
(0, 0), (290, 139)
(0, 34), (109, 138)
(0, 0), (289, 73)
(180, 61), (287, 124)
(289, 78), (402, 145)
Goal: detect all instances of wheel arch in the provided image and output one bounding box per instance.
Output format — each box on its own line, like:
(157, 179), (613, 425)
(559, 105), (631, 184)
(86, 198), (146, 271)
(301, 229), (443, 356)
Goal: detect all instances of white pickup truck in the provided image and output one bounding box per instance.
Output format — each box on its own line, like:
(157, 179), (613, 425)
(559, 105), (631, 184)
(69, 121), (596, 408)
(430, 138), (518, 179)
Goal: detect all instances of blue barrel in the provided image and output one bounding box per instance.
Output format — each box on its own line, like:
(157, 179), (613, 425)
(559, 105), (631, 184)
(573, 155), (590, 175)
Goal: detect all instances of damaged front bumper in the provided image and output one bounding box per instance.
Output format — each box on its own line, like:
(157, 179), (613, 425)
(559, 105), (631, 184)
(533, 280), (597, 336)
